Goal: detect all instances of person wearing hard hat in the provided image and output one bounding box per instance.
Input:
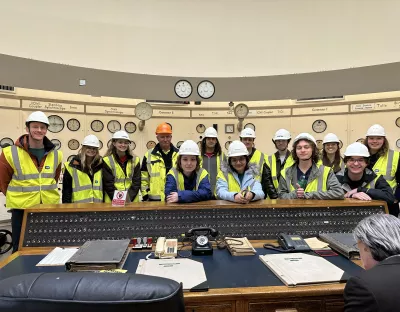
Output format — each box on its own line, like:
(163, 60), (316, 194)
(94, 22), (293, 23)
(266, 129), (295, 189)
(141, 122), (179, 201)
(103, 130), (140, 203)
(165, 140), (212, 203)
(62, 134), (103, 203)
(336, 142), (395, 206)
(199, 127), (226, 196)
(216, 141), (265, 203)
(321, 133), (345, 174)
(364, 124), (400, 215)
(278, 133), (343, 200)
(0, 111), (63, 252)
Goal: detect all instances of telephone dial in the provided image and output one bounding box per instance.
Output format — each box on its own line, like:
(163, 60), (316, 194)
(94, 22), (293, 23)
(185, 227), (218, 256)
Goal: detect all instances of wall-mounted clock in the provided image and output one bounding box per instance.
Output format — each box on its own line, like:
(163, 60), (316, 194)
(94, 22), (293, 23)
(48, 115), (64, 133)
(174, 80), (192, 98)
(51, 139), (61, 150)
(396, 117), (400, 128)
(0, 137), (14, 148)
(107, 120), (121, 133)
(176, 141), (184, 148)
(197, 141), (202, 150)
(67, 118), (80, 131)
(130, 141), (136, 150)
(197, 80), (215, 99)
(135, 102), (153, 121)
(196, 124), (206, 133)
(396, 139), (400, 148)
(225, 124), (235, 134)
(166, 122), (173, 130)
(339, 140), (343, 149)
(125, 122), (137, 134)
(225, 141), (232, 150)
(107, 139), (113, 149)
(67, 155), (76, 162)
(98, 140), (103, 150)
(146, 141), (156, 150)
(91, 120), (104, 132)
(316, 140), (323, 150)
(356, 138), (365, 144)
(244, 123), (256, 131)
(234, 103), (249, 119)
(312, 119), (327, 133)
(68, 139), (80, 150)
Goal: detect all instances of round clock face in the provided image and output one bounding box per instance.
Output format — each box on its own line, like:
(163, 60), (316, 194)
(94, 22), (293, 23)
(125, 122), (137, 134)
(196, 124), (206, 133)
(396, 139), (400, 148)
(107, 120), (121, 133)
(225, 141), (232, 150)
(176, 141), (184, 148)
(316, 140), (323, 150)
(67, 118), (80, 131)
(0, 137), (14, 148)
(51, 139), (61, 150)
(312, 119), (327, 133)
(130, 141), (136, 150)
(197, 141), (202, 150)
(244, 123), (256, 131)
(339, 140), (343, 149)
(107, 139), (113, 148)
(68, 139), (80, 150)
(356, 138), (365, 144)
(146, 141), (156, 149)
(174, 80), (192, 98)
(234, 103), (249, 119)
(135, 102), (153, 121)
(98, 140), (103, 150)
(67, 155), (76, 162)
(48, 115), (64, 133)
(166, 122), (173, 130)
(197, 80), (215, 99)
(91, 120), (104, 132)
(396, 117), (400, 128)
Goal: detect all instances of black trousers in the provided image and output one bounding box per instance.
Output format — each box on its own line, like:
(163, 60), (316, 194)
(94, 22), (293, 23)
(11, 209), (24, 253)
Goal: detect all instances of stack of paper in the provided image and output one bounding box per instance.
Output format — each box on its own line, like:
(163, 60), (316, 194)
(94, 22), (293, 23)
(225, 237), (256, 256)
(36, 247), (79, 266)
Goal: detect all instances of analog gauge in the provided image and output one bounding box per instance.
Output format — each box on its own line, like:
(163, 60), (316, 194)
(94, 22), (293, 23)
(356, 138), (365, 144)
(68, 139), (80, 150)
(196, 124), (206, 133)
(396, 139), (400, 148)
(166, 122), (173, 130)
(339, 140), (343, 149)
(197, 80), (215, 99)
(316, 140), (323, 150)
(67, 155), (76, 162)
(0, 137), (14, 148)
(135, 102), (153, 121)
(107, 120), (121, 133)
(107, 139), (113, 148)
(225, 141), (232, 150)
(130, 141), (136, 150)
(51, 139), (61, 150)
(125, 121), (137, 134)
(197, 141), (202, 150)
(91, 120), (104, 132)
(67, 118), (80, 131)
(48, 115), (64, 133)
(244, 123), (256, 131)
(174, 80), (192, 98)
(98, 140), (103, 150)
(225, 124), (235, 134)
(234, 103), (249, 119)
(312, 119), (327, 133)
(146, 141), (156, 150)
(396, 117), (400, 128)
(176, 141), (184, 148)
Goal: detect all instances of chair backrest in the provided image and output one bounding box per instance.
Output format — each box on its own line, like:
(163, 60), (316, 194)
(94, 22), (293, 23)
(0, 272), (185, 312)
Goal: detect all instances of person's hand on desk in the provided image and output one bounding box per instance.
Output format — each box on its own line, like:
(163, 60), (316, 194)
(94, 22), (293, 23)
(166, 192), (179, 203)
(296, 183), (305, 199)
(352, 192), (372, 201)
(345, 188), (358, 198)
(234, 192), (249, 204)
(244, 190), (254, 202)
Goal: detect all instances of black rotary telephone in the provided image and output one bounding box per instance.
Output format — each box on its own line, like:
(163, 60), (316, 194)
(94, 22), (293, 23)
(185, 227), (218, 256)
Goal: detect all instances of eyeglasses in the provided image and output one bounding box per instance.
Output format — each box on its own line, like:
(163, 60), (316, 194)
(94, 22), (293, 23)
(348, 158), (366, 164)
(231, 157), (246, 163)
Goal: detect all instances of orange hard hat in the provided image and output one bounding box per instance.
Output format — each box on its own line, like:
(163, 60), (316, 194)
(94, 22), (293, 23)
(155, 122), (172, 134)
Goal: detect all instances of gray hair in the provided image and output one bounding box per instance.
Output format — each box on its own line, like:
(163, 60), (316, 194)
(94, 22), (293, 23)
(354, 214), (400, 261)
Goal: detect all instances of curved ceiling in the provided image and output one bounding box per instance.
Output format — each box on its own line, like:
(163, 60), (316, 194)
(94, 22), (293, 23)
(1, 0), (399, 77)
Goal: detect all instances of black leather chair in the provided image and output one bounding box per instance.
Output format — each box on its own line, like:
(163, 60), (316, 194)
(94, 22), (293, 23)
(0, 272), (185, 312)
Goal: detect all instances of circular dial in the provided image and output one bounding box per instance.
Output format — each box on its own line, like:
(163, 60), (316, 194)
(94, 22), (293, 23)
(67, 118), (80, 131)
(316, 140), (323, 150)
(196, 235), (209, 247)
(225, 141), (232, 150)
(91, 120), (104, 132)
(107, 120), (121, 133)
(0, 137), (14, 148)
(312, 119), (327, 133)
(135, 102), (153, 121)
(68, 139), (80, 150)
(356, 138), (365, 144)
(125, 121), (137, 134)
(48, 115), (64, 133)
(339, 140), (343, 149)
(98, 140), (103, 150)
(146, 141), (156, 149)
(67, 155), (76, 162)
(244, 123), (256, 131)
(197, 80), (215, 99)
(396, 139), (400, 148)
(166, 122), (173, 130)
(107, 139), (113, 148)
(396, 117), (400, 128)
(51, 139), (61, 150)
(174, 80), (192, 98)
(196, 124), (206, 133)
(234, 103), (249, 119)
(176, 141), (184, 148)
(197, 141), (202, 150)
(130, 141), (136, 150)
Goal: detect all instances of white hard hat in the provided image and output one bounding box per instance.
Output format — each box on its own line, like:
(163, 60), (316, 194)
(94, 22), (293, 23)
(204, 127), (218, 138)
(366, 124), (386, 137)
(112, 130), (131, 141)
(344, 142), (370, 157)
(179, 140), (200, 156)
(26, 111), (49, 126)
(323, 133), (340, 144)
(273, 129), (291, 141)
(293, 133), (317, 145)
(240, 128), (256, 138)
(82, 134), (100, 148)
(227, 140), (249, 157)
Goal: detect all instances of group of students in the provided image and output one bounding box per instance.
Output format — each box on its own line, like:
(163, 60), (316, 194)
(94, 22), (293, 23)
(0, 111), (399, 252)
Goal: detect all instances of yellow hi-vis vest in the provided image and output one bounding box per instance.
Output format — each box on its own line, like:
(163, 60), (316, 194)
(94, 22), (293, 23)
(266, 153), (295, 189)
(64, 162), (103, 203)
(281, 164), (330, 193)
(199, 153), (226, 195)
(168, 168), (208, 191)
(4, 145), (62, 209)
(341, 176), (379, 193)
(372, 149), (399, 192)
(249, 149), (265, 181)
(141, 149), (178, 201)
(217, 170), (256, 193)
(103, 155), (140, 203)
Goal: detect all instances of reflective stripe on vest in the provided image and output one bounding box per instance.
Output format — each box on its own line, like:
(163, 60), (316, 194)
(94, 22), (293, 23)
(341, 177), (377, 193)
(249, 150), (264, 181)
(221, 171), (256, 193)
(171, 168), (207, 191)
(282, 164), (330, 192)
(373, 149), (399, 191)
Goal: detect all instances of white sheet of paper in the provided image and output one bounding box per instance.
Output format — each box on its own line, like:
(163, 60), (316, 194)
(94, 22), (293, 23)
(36, 247), (79, 266)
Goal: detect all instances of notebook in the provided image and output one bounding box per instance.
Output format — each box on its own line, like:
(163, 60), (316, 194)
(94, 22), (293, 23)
(318, 233), (360, 260)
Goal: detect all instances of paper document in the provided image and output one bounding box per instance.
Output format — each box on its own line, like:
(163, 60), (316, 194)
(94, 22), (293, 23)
(37, 247), (79, 266)
(304, 237), (330, 250)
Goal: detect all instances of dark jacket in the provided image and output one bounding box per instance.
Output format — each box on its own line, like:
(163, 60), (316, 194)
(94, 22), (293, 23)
(336, 168), (395, 206)
(102, 151), (141, 202)
(62, 155), (103, 203)
(261, 163), (278, 199)
(273, 150), (291, 181)
(344, 255), (400, 312)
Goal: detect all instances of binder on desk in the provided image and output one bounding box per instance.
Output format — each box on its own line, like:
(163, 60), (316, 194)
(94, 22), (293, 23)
(318, 233), (360, 260)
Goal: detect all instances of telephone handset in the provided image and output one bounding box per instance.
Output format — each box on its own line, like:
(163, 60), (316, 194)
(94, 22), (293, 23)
(277, 233), (311, 252)
(185, 227), (218, 256)
(155, 237), (178, 258)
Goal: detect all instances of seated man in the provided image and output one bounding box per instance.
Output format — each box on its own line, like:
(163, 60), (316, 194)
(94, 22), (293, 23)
(337, 142), (395, 208)
(344, 214), (400, 312)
